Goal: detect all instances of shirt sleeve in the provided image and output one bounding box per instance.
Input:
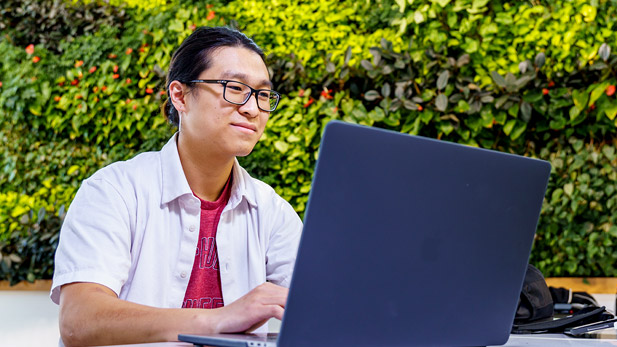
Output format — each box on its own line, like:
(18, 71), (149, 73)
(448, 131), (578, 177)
(264, 197), (303, 288)
(50, 176), (133, 304)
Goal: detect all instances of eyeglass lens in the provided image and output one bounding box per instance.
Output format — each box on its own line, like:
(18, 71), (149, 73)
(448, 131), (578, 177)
(224, 81), (279, 111)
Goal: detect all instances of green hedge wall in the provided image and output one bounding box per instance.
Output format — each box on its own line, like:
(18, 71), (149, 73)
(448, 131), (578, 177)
(1, 0), (616, 283)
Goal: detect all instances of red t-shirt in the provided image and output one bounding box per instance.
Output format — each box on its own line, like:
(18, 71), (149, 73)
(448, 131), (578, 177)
(182, 176), (232, 309)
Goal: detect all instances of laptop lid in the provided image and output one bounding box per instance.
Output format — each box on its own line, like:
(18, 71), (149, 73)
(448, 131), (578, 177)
(277, 121), (551, 347)
(179, 120), (551, 347)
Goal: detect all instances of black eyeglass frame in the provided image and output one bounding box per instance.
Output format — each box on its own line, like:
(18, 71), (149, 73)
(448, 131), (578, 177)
(186, 79), (281, 112)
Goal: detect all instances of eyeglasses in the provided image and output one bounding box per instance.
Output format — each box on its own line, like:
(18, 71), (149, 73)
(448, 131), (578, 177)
(187, 79), (281, 112)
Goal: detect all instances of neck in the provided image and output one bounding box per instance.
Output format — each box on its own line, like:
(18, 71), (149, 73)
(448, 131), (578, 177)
(177, 136), (234, 202)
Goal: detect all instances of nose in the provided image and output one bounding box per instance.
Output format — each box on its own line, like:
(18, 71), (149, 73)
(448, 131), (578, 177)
(238, 92), (260, 118)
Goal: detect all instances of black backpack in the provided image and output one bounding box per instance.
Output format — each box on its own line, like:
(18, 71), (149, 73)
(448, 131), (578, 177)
(511, 264), (613, 334)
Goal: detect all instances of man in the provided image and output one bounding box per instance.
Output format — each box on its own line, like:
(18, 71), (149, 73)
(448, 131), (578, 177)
(51, 27), (302, 346)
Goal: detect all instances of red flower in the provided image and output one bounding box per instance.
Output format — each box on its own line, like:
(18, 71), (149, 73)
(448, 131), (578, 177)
(548, 81), (555, 88)
(320, 89), (333, 100)
(0, 81), (2, 88)
(112, 74), (120, 79)
(126, 78), (132, 84)
(108, 53), (117, 59)
(32, 56), (40, 63)
(207, 4), (214, 8)
(75, 95), (83, 100)
(606, 85), (616, 97)
(113, 65), (119, 73)
(298, 89), (305, 97)
(160, 90), (166, 95)
(142, 29), (149, 34)
(139, 47), (145, 53)
(190, 24), (196, 31)
(75, 60), (84, 68)
(132, 104), (138, 110)
(58, 81), (65, 86)
(126, 99), (132, 104)
(417, 105), (423, 111)
(54, 96), (61, 102)
(89, 66), (97, 73)
(126, 48), (133, 55)
(71, 79), (79, 86)
(102, 86), (107, 92)
(590, 104), (596, 110)
(303, 97), (315, 108)
(146, 88), (153, 94)
(25, 44), (34, 55)
(542, 88), (549, 95)
(206, 10), (216, 20)
(93, 86), (99, 93)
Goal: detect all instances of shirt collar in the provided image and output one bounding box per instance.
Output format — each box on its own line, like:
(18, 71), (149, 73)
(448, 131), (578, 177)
(160, 133), (258, 208)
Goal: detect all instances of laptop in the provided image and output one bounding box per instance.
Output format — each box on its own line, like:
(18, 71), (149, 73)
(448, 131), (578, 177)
(179, 120), (551, 347)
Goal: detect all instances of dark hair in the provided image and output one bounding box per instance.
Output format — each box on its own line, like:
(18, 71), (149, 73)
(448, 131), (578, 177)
(162, 26), (266, 126)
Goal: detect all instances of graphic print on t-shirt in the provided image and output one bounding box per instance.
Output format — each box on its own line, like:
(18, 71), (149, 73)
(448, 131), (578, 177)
(182, 176), (232, 309)
(197, 236), (218, 270)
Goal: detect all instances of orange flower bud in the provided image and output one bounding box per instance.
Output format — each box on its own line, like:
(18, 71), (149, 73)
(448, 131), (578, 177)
(75, 60), (84, 68)
(25, 44), (34, 55)
(32, 56), (40, 63)
(89, 66), (97, 73)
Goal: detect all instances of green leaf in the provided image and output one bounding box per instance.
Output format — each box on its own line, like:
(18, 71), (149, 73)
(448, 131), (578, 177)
(364, 90), (381, 101)
(564, 183), (574, 197)
(435, 94), (448, 112)
(503, 119), (516, 135)
(511, 122), (527, 140)
(495, 95), (509, 108)
(572, 89), (589, 110)
(433, 0), (451, 7)
(437, 70), (450, 90)
(274, 141), (289, 153)
(491, 71), (506, 89)
(569, 106), (582, 120)
(604, 102), (617, 120)
(589, 82), (609, 106)
(520, 102), (532, 122)
(360, 60), (373, 71)
(535, 52), (546, 68)
(344, 46), (352, 65)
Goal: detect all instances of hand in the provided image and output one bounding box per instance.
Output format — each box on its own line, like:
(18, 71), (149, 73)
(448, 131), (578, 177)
(213, 282), (288, 333)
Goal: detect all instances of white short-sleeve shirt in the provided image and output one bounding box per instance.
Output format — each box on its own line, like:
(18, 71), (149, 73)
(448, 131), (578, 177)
(51, 134), (303, 313)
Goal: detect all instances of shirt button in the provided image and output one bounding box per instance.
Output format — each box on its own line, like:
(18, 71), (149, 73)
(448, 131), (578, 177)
(180, 271), (187, 278)
(189, 225), (196, 232)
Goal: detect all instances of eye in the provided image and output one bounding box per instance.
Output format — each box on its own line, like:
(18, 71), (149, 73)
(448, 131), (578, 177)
(227, 85), (243, 92)
(257, 91), (271, 100)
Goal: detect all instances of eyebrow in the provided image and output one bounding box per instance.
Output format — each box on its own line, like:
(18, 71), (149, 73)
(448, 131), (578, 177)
(220, 71), (273, 89)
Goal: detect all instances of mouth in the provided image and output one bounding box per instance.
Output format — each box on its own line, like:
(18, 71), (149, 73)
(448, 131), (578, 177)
(231, 122), (258, 133)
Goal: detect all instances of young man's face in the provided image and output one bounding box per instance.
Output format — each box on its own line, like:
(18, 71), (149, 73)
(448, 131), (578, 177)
(180, 46), (271, 160)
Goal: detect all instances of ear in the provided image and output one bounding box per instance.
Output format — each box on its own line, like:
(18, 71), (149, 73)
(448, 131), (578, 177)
(169, 80), (188, 114)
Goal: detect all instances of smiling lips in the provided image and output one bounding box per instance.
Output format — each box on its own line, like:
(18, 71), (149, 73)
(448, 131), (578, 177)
(231, 122), (257, 132)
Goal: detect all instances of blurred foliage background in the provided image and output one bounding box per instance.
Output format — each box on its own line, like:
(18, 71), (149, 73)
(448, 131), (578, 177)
(1, 0), (616, 284)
